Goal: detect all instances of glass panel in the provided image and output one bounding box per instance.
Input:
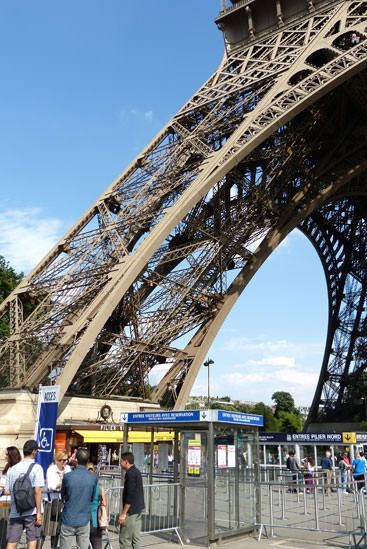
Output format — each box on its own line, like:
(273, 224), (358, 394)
(214, 426), (256, 536)
(180, 430), (208, 545)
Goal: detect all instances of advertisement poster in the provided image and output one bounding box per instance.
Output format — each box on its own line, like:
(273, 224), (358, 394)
(227, 445), (236, 468)
(187, 439), (201, 476)
(217, 444), (227, 469)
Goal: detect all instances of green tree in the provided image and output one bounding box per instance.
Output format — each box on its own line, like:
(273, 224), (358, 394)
(278, 410), (303, 433)
(0, 256), (23, 338)
(272, 391), (296, 417)
(253, 402), (280, 432)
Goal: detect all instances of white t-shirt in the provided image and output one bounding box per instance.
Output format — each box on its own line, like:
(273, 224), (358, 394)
(5, 459), (44, 518)
(47, 463), (71, 493)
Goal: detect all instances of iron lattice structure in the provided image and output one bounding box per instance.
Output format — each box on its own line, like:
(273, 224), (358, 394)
(1, 0), (367, 424)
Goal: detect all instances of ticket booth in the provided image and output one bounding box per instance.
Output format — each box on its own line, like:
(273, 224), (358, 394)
(120, 409), (262, 546)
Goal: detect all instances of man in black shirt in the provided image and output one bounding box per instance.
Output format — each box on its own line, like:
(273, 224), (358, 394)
(118, 452), (145, 549)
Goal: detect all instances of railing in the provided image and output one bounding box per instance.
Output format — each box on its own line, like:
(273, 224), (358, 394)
(105, 483), (183, 546)
(256, 475), (367, 546)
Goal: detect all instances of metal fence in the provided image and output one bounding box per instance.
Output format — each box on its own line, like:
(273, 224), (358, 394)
(256, 475), (367, 547)
(105, 483), (183, 546)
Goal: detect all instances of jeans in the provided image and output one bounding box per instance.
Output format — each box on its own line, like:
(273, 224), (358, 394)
(340, 470), (347, 490)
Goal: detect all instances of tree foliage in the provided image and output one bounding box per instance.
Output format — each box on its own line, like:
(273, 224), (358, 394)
(272, 391), (296, 416)
(0, 256), (23, 338)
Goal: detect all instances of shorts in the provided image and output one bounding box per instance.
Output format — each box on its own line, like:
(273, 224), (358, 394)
(7, 515), (42, 543)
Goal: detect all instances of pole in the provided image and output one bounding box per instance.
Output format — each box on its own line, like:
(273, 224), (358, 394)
(203, 358), (214, 409)
(207, 362), (210, 408)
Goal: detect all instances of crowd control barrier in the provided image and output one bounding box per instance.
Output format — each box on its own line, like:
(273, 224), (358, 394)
(105, 483), (183, 546)
(256, 476), (367, 547)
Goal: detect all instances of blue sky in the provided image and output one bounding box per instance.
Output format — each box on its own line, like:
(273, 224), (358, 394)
(0, 1), (328, 406)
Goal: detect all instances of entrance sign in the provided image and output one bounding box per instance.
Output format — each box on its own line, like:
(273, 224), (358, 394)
(120, 409), (263, 426)
(34, 385), (60, 477)
(217, 410), (264, 427)
(259, 432), (366, 444)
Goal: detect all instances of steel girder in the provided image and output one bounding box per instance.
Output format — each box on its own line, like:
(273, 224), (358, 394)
(301, 192), (367, 424)
(0, 1), (367, 422)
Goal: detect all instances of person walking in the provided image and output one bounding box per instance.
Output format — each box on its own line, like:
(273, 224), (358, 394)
(59, 449), (97, 549)
(4, 440), (44, 549)
(118, 452), (145, 549)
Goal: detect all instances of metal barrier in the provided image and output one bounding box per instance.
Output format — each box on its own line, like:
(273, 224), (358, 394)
(105, 483), (183, 546)
(0, 505), (9, 549)
(256, 477), (367, 546)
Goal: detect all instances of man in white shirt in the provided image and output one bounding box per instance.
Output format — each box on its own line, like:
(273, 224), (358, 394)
(5, 439), (44, 549)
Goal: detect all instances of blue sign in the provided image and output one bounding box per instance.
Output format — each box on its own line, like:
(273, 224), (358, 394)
(34, 386), (60, 478)
(121, 410), (201, 423)
(120, 409), (263, 427)
(217, 410), (264, 427)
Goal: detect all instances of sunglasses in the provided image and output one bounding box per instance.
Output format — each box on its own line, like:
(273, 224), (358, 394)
(57, 459), (67, 462)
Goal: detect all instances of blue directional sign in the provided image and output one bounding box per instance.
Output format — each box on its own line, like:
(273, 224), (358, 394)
(120, 409), (263, 427)
(121, 410), (201, 424)
(217, 410), (264, 427)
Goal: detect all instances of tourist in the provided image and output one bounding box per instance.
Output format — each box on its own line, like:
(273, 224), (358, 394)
(352, 451), (367, 492)
(304, 456), (315, 493)
(47, 450), (71, 499)
(5, 439), (44, 549)
(46, 449), (71, 548)
(0, 447), (21, 506)
(338, 452), (351, 493)
(321, 450), (334, 492)
(87, 463), (108, 549)
(59, 449), (97, 549)
(118, 452), (145, 549)
(286, 450), (301, 493)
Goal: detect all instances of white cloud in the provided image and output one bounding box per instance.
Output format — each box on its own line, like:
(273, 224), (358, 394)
(223, 337), (322, 356)
(0, 208), (63, 273)
(118, 107), (154, 123)
(221, 372), (265, 384)
(148, 362), (171, 386)
(248, 356), (295, 368)
(273, 369), (318, 388)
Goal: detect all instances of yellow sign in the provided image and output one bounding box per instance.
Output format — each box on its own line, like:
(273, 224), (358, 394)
(342, 432), (356, 444)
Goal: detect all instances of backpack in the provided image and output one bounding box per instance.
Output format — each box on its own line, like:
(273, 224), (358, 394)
(286, 456), (291, 469)
(13, 463), (36, 513)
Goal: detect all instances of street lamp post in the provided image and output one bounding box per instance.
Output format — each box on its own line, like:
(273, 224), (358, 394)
(361, 397), (367, 421)
(203, 358), (214, 408)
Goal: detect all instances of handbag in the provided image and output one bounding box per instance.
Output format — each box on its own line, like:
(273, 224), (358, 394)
(98, 497), (108, 529)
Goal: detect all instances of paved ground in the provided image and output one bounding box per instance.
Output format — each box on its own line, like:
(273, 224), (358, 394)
(138, 528), (358, 548)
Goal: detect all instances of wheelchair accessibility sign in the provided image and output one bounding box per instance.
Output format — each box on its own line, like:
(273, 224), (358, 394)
(38, 428), (54, 452)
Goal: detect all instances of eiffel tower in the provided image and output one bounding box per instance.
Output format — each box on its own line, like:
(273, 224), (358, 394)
(1, 0), (367, 426)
